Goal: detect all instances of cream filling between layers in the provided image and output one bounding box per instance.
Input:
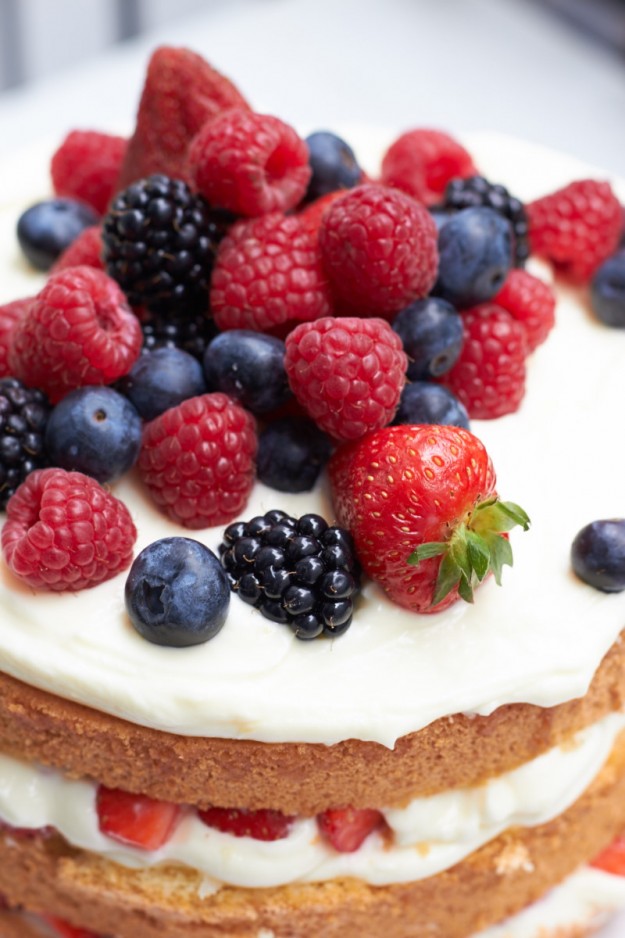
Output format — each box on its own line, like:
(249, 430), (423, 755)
(0, 712), (623, 891)
(0, 133), (625, 748)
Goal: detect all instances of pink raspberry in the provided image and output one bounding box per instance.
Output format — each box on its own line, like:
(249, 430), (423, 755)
(138, 393), (257, 529)
(51, 130), (127, 216)
(381, 129), (477, 206)
(284, 316), (407, 442)
(527, 179), (623, 282)
(51, 226), (104, 274)
(493, 269), (556, 352)
(1, 468), (137, 591)
(0, 298), (31, 377)
(9, 266), (142, 403)
(210, 213), (333, 333)
(441, 304), (528, 419)
(318, 184), (438, 319)
(188, 109), (310, 216)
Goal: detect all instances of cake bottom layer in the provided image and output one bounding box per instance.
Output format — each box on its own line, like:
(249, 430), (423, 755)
(1, 734), (625, 938)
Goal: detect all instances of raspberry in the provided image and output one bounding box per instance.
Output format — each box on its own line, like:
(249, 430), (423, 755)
(117, 46), (250, 189)
(297, 190), (344, 234)
(1, 468), (137, 591)
(9, 266), (142, 403)
(51, 226), (104, 274)
(188, 109), (311, 217)
(210, 213), (332, 333)
(284, 316), (407, 441)
(0, 298), (30, 377)
(441, 304), (528, 419)
(493, 268), (556, 352)
(527, 179), (623, 282)
(51, 130), (127, 216)
(318, 184), (438, 319)
(138, 393), (257, 529)
(381, 129), (477, 206)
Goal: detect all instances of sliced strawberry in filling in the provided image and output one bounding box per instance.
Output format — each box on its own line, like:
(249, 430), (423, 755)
(95, 785), (182, 850)
(590, 834), (625, 876)
(43, 915), (102, 938)
(317, 807), (384, 853)
(198, 806), (295, 841)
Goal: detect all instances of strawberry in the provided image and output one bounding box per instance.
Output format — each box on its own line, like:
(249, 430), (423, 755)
(329, 424), (529, 613)
(198, 806), (294, 841)
(43, 916), (101, 938)
(317, 807), (384, 853)
(590, 835), (625, 876)
(95, 785), (182, 850)
(117, 46), (250, 189)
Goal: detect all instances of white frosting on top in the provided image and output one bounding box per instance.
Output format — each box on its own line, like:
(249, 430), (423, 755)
(0, 132), (624, 746)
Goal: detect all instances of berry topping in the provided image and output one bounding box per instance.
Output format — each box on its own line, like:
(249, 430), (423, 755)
(284, 316), (407, 442)
(96, 785), (182, 850)
(198, 806), (294, 841)
(125, 537), (230, 646)
(317, 807), (384, 853)
(329, 424), (529, 613)
(304, 131), (362, 202)
(117, 46), (250, 189)
(0, 377), (51, 510)
(220, 510), (361, 640)
(527, 179), (623, 282)
(492, 268), (556, 352)
(139, 308), (218, 360)
(188, 109), (311, 217)
(434, 207), (513, 308)
(138, 393), (257, 529)
(0, 298), (30, 378)
(9, 266), (142, 404)
(381, 129), (476, 206)
(203, 330), (291, 414)
(1, 467), (137, 591)
(102, 174), (228, 315)
(393, 382), (469, 429)
(17, 198), (99, 271)
(318, 184), (439, 317)
(442, 175), (529, 267)
(590, 251), (625, 327)
(440, 304), (528, 419)
(571, 520), (625, 593)
(51, 225), (105, 274)
(210, 213), (332, 333)
(51, 130), (127, 215)
(391, 296), (463, 380)
(118, 347), (207, 421)
(257, 417), (333, 493)
(44, 386), (142, 483)
(591, 835), (625, 876)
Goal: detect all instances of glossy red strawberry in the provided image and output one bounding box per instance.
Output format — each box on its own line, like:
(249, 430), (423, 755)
(198, 806), (294, 841)
(590, 835), (625, 876)
(317, 807), (384, 853)
(329, 424), (529, 613)
(96, 785), (182, 850)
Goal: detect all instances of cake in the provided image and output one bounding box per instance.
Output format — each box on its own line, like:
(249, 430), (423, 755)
(0, 48), (625, 938)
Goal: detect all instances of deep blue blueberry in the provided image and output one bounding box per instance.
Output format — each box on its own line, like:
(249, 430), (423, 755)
(392, 297), (463, 380)
(17, 198), (99, 271)
(45, 386), (142, 483)
(304, 131), (362, 202)
(257, 417), (333, 492)
(434, 207), (513, 308)
(429, 207), (452, 231)
(118, 347), (207, 421)
(203, 330), (291, 414)
(571, 520), (625, 592)
(590, 252), (625, 328)
(393, 382), (469, 429)
(125, 537), (230, 646)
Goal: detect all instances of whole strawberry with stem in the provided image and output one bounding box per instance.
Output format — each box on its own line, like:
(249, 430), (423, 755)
(329, 424), (529, 613)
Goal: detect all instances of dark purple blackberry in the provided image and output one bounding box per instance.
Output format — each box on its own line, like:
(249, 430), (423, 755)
(0, 378), (51, 510)
(442, 176), (529, 267)
(102, 174), (231, 315)
(220, 510), (361, 640)
(141, 308), (219, 360)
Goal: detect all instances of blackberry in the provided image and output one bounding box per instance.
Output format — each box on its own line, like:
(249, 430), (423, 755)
(102, 174), (231, 315)
(141, 308), (219, 360)
(220, 510), (361, 640)
(0, 378), (51, 510)
(442, 176), (529, 267)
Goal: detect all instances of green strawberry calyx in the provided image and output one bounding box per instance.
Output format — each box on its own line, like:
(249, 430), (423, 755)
(407, 497), (531, 606)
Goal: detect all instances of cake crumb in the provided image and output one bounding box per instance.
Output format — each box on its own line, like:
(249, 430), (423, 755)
(495, 842), (535, 875)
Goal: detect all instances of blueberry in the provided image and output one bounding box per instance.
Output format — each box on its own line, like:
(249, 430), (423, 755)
(203, 330), (291, 414)
(590, 252), (625, 328)
(118, 347), (207, 421)
(257, 417), (333, 492)
(434, 207), (513, 308)
(45, 386), (142, 483)
(571, 520), (625, 592)
(304, 131), (362, 202)
(17, 198), (99, 271)
(392, 297), (463, 380)
(125, 537), (230, 646)
(393, 382), (469, 429)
